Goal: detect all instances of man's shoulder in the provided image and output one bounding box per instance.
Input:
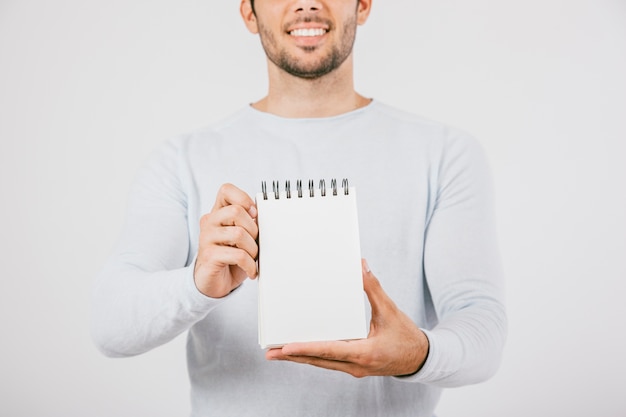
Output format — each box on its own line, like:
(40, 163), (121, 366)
(192, 107), (252, 136)
(369, 101), (442, 127)
(162, 107), (252, 148)
(369, 101), (476, 148)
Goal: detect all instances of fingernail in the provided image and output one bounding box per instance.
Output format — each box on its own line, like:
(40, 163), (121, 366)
(249, 206), (257, 218)
(363, 259), (371, 273)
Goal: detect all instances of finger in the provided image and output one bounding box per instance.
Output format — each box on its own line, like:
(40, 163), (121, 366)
(279, 340), (364, 362)
(268, 352), (369, 378)
(212, 183), (257, 218)
(265, 348), (286, 360)
(214, 226), (259, 259)
(203, 205), (259, 239)
(206, 245), (258, 279)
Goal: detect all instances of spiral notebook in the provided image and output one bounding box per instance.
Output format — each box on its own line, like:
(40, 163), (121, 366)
(256, 179), (367, 349)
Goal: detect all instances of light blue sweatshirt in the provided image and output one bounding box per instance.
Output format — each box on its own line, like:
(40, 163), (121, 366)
(92, 101), (507, 417)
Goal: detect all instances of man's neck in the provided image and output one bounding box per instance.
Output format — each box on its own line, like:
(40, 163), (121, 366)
(251, 57), (371, 118)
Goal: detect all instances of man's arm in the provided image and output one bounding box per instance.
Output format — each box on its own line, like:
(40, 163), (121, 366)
(267, 133), (507, 386)
(411, 133), (507, 386)
(91, 139), (258, 357)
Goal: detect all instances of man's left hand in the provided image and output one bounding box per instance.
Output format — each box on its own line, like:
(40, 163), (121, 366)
(265, 259), (430, 378)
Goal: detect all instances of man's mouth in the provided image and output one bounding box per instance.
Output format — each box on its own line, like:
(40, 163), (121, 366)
(289, 28), (328, 37)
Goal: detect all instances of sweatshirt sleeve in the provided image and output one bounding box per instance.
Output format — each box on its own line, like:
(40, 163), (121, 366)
(401, 131), (507, 386)
(90, 137), (227, 358)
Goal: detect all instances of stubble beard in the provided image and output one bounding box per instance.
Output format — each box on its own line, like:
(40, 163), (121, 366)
(257, 15), (357, 80)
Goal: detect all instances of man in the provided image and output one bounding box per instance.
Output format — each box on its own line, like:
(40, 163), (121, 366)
(92, 0), (507, 416)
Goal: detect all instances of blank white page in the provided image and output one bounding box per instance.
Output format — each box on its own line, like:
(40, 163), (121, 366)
(256, 183), (367, 349)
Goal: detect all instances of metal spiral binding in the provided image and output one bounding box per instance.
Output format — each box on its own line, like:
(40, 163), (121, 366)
(297, 180), (303, 198)
(272, 180), (280, 199)
(319, 179), (326, 197)
(261, 178), (350, 200)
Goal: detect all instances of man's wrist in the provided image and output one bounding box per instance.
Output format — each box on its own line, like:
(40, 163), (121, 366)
(396, 329), (430, 377)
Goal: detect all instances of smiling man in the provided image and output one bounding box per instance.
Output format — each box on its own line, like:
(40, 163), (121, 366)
(250, 0), (360, 79)
(92, 1), (507, 416)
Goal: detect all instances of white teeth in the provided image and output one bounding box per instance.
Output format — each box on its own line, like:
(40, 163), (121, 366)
(290, 28), (326, 37)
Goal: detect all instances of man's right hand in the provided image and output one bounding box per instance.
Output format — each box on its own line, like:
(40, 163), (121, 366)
(193, 183), (258, 298)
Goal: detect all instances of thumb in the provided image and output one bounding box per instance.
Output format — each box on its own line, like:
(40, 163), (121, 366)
(361, 259), (394, 319)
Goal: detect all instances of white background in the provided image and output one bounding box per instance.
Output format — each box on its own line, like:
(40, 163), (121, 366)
(1, 0), (625, 416)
